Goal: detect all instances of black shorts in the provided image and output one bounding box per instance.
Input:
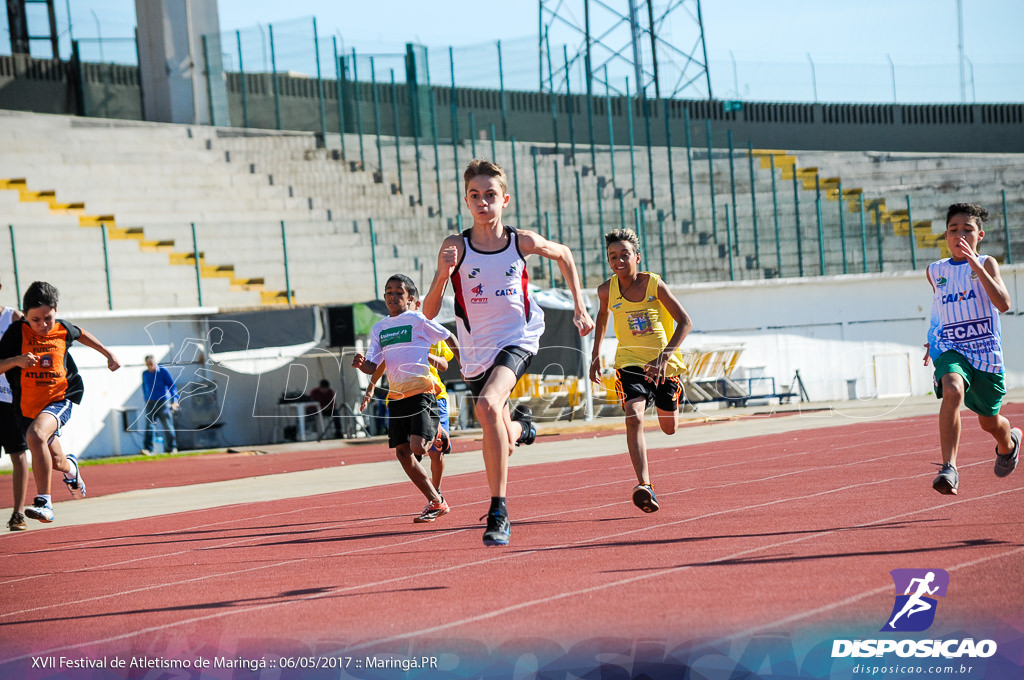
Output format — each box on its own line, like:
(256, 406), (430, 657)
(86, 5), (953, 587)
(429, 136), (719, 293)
(615, 366), (683, 412)
(387, 393), (439, 449)
(0, 401), (27, 455)
(464, 346), (534, 398)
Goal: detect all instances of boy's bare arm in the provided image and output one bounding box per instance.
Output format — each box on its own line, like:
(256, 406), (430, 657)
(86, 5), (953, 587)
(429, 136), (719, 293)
(656, 279), (693, 355)
(77, 328), (121, 371)
(518, 230), (595, 335)
(589, 281), (611, 383)
(0, 354), (38, 374)
(422, 235), (463, 319)
(977, 257), (1012, 312)
(428, 353), (448, 372)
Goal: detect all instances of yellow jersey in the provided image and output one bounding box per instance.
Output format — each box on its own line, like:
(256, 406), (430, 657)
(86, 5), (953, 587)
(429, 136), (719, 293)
(608, 273), (686, 376)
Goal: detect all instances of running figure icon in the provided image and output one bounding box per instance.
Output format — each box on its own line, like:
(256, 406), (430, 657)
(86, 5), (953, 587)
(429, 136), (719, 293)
(888, 571), (939, 629)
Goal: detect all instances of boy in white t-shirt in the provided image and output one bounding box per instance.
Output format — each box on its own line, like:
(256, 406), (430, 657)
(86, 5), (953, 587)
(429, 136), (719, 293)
(352, 274), (455, 523)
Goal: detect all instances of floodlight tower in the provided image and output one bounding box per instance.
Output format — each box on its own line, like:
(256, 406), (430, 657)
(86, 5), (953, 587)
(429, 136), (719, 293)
(539, 0), (712, 101)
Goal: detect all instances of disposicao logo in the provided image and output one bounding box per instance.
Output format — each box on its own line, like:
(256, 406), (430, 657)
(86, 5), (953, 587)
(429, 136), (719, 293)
(882, 569), (948, 632)
(831, 569), (997, 660)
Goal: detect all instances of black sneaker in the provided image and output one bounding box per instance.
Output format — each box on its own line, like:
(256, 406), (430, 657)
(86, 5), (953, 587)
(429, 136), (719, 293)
(632, 484), (660, 513)
(932, 462), (959, 495)
(512, 405), (536, 446)
(7, 511), (27, 531)
(482, 510), (511, 546)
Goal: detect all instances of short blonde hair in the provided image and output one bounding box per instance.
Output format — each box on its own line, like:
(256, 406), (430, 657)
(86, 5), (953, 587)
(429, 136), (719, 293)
(463, 159), (508, 195)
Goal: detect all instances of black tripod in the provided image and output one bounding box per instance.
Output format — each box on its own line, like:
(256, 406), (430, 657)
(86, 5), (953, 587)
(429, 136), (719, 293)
(316, 356), (368, 442)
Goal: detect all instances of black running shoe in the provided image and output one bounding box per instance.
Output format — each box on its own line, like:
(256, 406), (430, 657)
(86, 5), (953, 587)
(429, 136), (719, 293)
(482, 510), (511, 546)
(512, 404), (536, 446)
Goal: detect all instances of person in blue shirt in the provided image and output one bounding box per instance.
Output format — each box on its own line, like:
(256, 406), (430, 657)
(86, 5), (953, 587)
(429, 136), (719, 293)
(140, 355), (180, 455)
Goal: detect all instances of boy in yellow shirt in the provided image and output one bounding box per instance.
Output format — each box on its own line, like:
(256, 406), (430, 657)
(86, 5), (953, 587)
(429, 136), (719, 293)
(589, 229), (693, 512)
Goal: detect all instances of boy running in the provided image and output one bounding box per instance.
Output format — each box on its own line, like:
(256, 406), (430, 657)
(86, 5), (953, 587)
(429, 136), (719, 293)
(0, 281), (121, 523)
(422, 159), (594, 546)
(353, 274), (455, 523)
(925, 203), (1020, 495)
(589, 229), (693, 512)
(1, 280), (30, 531)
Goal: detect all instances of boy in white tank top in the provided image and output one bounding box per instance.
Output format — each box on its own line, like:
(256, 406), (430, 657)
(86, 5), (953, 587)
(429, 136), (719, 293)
(924, 203), (1020, 495)
(422, 159), (595, 546)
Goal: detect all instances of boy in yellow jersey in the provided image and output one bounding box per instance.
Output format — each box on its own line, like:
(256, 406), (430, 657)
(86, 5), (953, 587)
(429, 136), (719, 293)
(589, 229), (693, 512)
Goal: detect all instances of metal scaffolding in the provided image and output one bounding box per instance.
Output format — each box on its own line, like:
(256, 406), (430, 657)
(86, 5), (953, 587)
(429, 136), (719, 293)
(539, 0), (712, 100)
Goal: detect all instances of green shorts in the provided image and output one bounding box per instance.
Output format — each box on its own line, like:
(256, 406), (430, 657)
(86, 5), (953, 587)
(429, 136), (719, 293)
(933, 351), (1005, 417)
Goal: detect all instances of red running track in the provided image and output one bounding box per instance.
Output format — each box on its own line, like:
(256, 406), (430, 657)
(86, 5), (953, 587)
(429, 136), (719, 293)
(1, 405), (1022, 678)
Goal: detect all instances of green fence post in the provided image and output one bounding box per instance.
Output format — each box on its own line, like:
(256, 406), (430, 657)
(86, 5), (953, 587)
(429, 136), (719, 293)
(280, 221), (292, 305)
(639, 206), (649, 266)
(618, 191), (626, 231)
(368, 218), (379, 296)
(792, 165), (804, 277)
(838, 180), (848, 274)
(728, 130), (739, 256)
(604, 66), (615, 187)
(770, 154), (781, 276)
(424, 49), (442, 217)
(370, 58), (384, 181)
(202, 35), (215, 125)
(575, 169), (587, 286)
(815, 175), (825, 275)
(545, 33), (559, 153)
(563, 46), (576, 163)
(489, 123), (497, 163)
(641, 89), (655, 206)
(747, 142), (760, 270)
(906, 195), (917, 270)
(658, 209), (667, 279)
(268, 24), (281, 130)
(625, 78), (637, 194)
(406, 50), (422, 205)
(554, 159), (564, 242)
(313, 18), (326, 138)
(1002, 189), (1014, 264)
(544, 212), (555, 285)
(497, 40), (508, 141)
(100, 222), (113, 310)
(334, 39), (346, 156)
(8, 225), (21, 303)
(532, 148), (542, 232)
(706, 119), (717, 244)
(724, 204), (735, 281)
(858, 192), (868, 274)
(684, 108), (696, 233)
(190, 223), (203, 306)
(449, 47), (460, 218)
(236, 30), (248, 128)
(874, 203), (884, 272)
(390, 69), (403, 196)
(663, 98), (676, 219)
(352, 49), (366, 169)
(511, 137), (520, 221)
(468, 111), (476, 158)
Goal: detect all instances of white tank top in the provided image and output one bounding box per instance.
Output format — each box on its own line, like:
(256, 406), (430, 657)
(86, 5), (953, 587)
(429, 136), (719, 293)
(450, 226), (545, 378)
(926, 256), (1003, 373)
(0, 307), (14, 403)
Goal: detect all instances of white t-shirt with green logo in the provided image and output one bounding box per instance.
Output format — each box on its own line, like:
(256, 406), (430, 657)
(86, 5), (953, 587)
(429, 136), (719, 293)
(366, 310), (452, 400)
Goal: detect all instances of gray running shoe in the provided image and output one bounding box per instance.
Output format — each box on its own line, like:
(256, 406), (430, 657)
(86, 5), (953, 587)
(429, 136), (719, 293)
(994, 427), (1021, 478)
(932, 462), (959, 495)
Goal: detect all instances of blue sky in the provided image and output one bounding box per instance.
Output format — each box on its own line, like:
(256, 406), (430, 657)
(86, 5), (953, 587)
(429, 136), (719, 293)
(5, 1), (1022, 103)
